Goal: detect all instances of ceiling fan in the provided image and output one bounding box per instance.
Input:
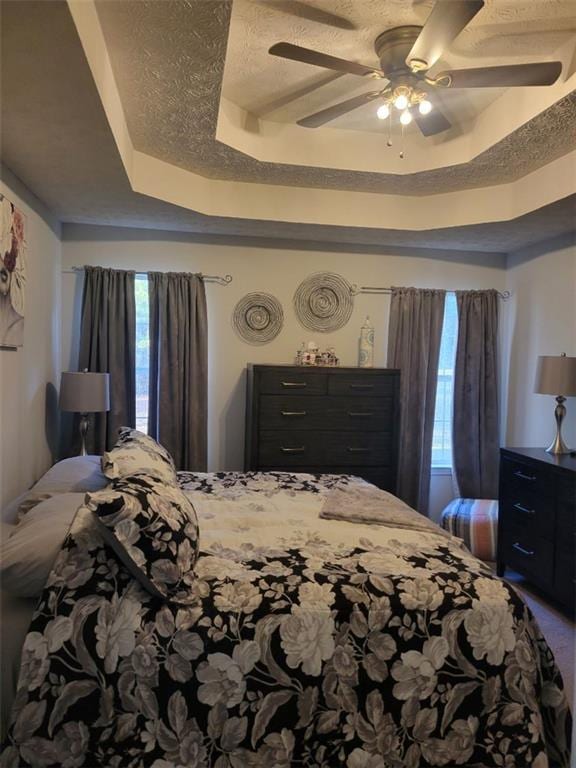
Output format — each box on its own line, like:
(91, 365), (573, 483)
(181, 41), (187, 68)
(268, 0), (562, 136)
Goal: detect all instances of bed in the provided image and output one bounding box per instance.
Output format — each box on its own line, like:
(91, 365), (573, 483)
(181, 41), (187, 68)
(0, 444), (572, 767)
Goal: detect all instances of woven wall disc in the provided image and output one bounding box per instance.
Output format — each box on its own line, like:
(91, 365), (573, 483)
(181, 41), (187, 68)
(294, 272), (354, 332)
(232, 292), (283, 345)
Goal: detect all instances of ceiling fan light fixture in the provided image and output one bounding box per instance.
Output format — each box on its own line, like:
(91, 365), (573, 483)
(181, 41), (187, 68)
(418, 99), (433, 115)
(376, 103), (390, 120)
(394, 93), (409, 110)
(400, 109), (412, 126)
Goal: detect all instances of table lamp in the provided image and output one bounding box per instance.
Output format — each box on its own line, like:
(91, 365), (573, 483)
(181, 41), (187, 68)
(534, 353), (576, 454)
(59, 371), (110, 455)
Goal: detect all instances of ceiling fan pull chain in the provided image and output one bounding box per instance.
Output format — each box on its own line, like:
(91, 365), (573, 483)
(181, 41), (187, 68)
(399, 123), (405, 159)
(387, 112), (392, 147)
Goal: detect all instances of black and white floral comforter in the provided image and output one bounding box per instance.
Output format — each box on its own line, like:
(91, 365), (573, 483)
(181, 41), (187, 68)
(1, 472), (572, 767)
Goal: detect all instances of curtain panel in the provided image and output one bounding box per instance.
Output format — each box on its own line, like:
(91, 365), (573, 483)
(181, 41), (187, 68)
(78, 266), (136, 453)
(387, 287), (446, 514)
(453, 289), (500, 499)
(148, 271), (208, 471)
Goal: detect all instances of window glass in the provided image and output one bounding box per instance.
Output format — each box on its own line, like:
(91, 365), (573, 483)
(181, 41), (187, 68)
(135, 275), (149, 433)
(432, 292), (458, 468)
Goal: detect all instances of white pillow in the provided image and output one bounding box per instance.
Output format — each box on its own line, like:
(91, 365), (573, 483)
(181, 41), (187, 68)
(0, 493), (85, 598)
(31, 456), (107, 494)
(1, 456), (108, 524)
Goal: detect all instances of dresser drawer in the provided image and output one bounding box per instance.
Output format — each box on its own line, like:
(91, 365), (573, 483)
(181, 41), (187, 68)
(259, 369), (327, 395)
(500, 524), (554, 587)
(554, 549), (576, 607)
(259, 431), (322, 466)
(557, 477), (576, 537)
(259, 431), (392, 467)
(328, 374), (395, 397)
(259, 395), (393, 432)
(324, 432), (393, 466)
(499, 492), (555, 541)
(501, 456), (553, 499)
(259, 396), (326, 430)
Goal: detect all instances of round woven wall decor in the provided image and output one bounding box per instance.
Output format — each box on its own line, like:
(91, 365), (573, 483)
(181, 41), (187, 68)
(232, 292), (284, 345)
(294, 272), (354, 332)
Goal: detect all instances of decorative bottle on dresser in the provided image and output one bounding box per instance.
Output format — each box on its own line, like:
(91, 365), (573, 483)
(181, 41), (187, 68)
(359, 316), (374, 368)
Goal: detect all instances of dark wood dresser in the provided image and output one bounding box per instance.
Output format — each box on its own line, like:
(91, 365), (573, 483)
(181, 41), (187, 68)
(497, 447), (576, 609)
(245, 365), (400, 492)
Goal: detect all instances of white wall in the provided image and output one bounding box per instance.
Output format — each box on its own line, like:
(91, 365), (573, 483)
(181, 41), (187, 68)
(0, 167), (62, 508)
(61, 224), (507, 517)
(504, 236), (576, 448)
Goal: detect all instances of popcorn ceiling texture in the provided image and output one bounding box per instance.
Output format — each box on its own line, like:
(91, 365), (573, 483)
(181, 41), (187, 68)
(95, 0), (576, 196)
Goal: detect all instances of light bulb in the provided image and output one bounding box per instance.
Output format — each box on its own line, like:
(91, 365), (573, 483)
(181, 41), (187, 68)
(419, 99), (432, 115)
(400, 109), (412, 126)
(394, 93), (409, 111)
(376, 103), (390, 120)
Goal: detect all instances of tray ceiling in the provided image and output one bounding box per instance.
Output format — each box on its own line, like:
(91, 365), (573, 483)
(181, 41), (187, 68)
(1, 0), (575, 253)
(94, 0), (576, 194)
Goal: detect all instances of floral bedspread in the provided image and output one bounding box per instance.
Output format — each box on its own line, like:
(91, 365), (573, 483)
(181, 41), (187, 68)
(1, 472), (571, 767)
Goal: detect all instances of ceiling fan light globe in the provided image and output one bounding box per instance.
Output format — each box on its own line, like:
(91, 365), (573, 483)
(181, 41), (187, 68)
(394, 94), (409, 110)
(419, 99), (432, 115)
(376, 104), (390, 120)
(400, 109), (412, 126)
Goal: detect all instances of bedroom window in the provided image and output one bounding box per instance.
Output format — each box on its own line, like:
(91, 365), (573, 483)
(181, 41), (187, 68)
(432, 292), (458, 469)
(135, 274), (150, 433)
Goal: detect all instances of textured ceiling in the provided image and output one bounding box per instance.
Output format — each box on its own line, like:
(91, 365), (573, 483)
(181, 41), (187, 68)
(0, 0), (574, 254)
(94, 0), (576, 195)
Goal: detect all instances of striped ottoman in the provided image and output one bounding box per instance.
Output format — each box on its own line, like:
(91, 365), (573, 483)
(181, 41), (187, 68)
(441, 498), (498, 561)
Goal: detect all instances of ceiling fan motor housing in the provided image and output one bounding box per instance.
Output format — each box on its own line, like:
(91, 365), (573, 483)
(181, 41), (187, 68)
(374, 26), (422, 79)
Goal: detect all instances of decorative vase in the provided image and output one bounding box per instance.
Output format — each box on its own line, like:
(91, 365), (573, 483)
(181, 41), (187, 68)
(358, 316), (374, 368)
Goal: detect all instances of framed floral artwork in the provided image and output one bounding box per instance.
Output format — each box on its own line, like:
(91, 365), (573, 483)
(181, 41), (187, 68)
(0, 193), (26, 347)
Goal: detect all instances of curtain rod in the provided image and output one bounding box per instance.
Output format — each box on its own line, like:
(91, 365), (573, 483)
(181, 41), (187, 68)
(62, 266), (233, 286)
(352, 285), (511, 300)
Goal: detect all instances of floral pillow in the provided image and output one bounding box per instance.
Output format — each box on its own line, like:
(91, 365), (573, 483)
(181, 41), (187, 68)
(102, 427), (177, 484)
(85, 473), (199, 604)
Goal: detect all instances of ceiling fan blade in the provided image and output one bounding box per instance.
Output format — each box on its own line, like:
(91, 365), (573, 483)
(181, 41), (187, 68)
(261, 1), (355, 31)
(407, 0), (484, 71)
(414, 103), (452, 136)
(297, 91), (382, 128)
(437, 61), (562, 88)
(269, 42), (383, 78)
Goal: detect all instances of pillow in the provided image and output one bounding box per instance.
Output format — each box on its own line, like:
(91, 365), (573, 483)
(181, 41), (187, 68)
(1, 456), (108, 524)
(85, 473), (199, 604)
(0, 493), (85, 598)
(102, 428), (177, 484)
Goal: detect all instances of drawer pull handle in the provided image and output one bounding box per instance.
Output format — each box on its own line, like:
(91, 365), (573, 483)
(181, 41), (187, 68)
(348, 412), (374, 418)
(513, 502), (535, 516)
(281, 446), (305, 454)
(281, 381), (307, 388)
(350, 383), (374, 390)
(347, 447), (370, 454)
(512, 542), (535, 557)
(281, 411), (307, 417)
(514, 470), (537, 482)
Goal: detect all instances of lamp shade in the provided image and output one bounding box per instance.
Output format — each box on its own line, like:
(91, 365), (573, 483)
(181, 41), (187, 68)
(534, 355), (576, 396)
(59, 372), (110, 413)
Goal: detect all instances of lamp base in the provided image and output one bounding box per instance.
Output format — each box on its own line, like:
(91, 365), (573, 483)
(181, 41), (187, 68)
(545, 396), (572, 455)
(79, 413), (89, 456)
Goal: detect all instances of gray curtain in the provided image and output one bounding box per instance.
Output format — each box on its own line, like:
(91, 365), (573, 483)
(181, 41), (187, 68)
(148, 272), (208, 471)
(453, 289), (499, 498)
(78, 266), (136, 453)
(387, 287), (446, 513)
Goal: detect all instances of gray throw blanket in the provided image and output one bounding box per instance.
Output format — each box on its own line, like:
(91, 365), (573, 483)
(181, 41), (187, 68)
(320, 478), (453, 539)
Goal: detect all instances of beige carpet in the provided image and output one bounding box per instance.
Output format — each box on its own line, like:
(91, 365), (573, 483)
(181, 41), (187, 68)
(503, 569), (575, 710)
